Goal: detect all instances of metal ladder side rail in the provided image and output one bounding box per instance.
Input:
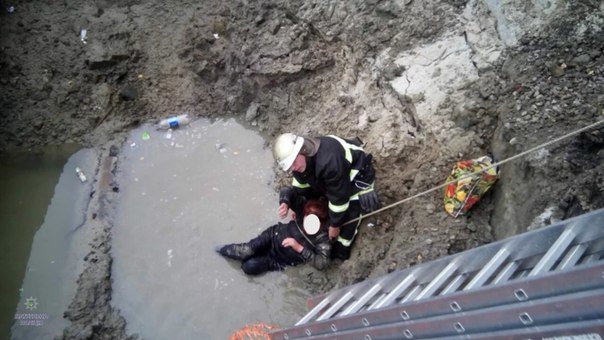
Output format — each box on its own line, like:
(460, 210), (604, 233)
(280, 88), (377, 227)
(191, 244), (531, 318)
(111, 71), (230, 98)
(436, 318), (604, 340)
(303, 210), (604, 312)
(304, 240), (508, 312)
(303, 257), (456, 317)
(316, 254), (477, 322)
(270, 261), (604, 339)
(303, 232), (604, 328)
(488, 207), (604, 262)
(334, 250), (499, 320)
(406, 220), (604, 299)
(314, 271), (420, 322)
(286, 287), (604, 340)
(314, 229), (603, 323)
(312, 237), (551, 320)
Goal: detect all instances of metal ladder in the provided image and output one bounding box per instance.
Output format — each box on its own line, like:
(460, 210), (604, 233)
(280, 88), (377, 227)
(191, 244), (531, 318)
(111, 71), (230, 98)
(270, 208), (604, 339)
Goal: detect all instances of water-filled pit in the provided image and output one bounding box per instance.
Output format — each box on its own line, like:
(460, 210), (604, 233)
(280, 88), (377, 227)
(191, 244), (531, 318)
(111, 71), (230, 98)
(5, 118), (311, 339)
(111, 117), (309, 339)
(4, 146), (97, 339)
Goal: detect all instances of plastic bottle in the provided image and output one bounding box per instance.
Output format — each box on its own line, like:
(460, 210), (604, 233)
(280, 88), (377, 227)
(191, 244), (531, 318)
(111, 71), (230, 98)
(157, 114), (190, 130)
(75, 167), (87, 182)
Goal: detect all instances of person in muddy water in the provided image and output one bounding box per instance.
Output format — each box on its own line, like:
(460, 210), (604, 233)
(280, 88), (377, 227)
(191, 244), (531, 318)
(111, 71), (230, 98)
(273, 133), (380, 261)
(216, 195), (331, 275)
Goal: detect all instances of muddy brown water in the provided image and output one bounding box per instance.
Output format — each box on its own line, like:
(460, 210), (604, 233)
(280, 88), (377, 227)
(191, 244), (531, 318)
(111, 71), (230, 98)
(111, 118), (309, 339)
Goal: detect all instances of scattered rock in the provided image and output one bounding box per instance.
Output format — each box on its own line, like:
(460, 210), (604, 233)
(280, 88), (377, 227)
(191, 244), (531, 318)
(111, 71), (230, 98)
(109, 145), (119, 157)
(548, 63), (566, 77)
(245, 102), (260, 121)
(572, 54), (591, 64)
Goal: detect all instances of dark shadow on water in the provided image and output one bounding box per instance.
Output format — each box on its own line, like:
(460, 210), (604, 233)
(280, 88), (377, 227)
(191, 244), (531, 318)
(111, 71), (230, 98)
(0, 144), (79, 340)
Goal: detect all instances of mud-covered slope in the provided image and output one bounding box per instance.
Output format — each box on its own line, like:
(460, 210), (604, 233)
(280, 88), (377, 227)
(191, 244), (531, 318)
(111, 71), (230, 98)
(1, 0), (603, 338)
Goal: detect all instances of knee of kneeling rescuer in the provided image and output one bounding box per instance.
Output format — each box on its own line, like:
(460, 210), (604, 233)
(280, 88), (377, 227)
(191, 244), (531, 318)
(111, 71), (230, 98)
(331, 241), (352, 261)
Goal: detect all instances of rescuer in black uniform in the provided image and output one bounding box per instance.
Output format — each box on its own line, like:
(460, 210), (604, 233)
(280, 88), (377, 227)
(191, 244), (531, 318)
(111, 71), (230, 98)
(216, 196), (331, 275)
(272, 133), (380, 260)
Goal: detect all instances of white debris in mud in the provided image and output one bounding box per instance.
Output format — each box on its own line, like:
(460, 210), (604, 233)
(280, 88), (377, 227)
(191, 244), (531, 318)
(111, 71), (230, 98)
(463, 0), (504, 69)
(167, 249), (173, 267)
(528, 206), (558, 230)
(391, 34), (478, 125)
(480, 0), (563, 46)
(79, 28), (87, 44)
(529, 148), (550, 167)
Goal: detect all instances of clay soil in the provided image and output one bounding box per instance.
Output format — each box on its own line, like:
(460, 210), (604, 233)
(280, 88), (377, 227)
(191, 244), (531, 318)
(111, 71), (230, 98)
(1, 0), (603, 338)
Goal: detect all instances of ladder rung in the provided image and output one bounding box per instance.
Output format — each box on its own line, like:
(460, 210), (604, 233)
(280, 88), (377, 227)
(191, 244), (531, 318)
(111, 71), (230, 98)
(296, 297), (332, 325)
(516, 270), (530, 279)
(441, 274), (467, 296)
(557, 244), (588, 270)
(316, 291), (354, 321)
(492, 261), (519, 285)
(464, 248), (509, 290)
(530, 228), (576, 276)
(582, 253), (601, 264)
(341, 284), (382, 316)
(415, 262), (458, 300)
(400, 285), (422, 303)
(370, 275), (415, 310)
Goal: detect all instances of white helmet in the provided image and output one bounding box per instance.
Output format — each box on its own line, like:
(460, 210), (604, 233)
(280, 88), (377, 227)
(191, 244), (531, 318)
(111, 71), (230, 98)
(273, 133), (304, 171)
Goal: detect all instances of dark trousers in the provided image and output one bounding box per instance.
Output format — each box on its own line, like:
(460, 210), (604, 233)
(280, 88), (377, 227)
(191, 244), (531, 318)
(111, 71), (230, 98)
(331, 201), (361, 260)
(240, 226), (284, 275)
(242, 256), (282, 275)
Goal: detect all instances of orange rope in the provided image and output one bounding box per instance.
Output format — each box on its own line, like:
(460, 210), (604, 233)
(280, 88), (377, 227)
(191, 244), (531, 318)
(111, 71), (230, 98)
(230, 323), (278, 340)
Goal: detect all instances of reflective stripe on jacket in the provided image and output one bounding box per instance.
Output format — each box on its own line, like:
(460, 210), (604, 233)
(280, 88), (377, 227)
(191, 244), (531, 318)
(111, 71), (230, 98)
(292, 136), (370, 227)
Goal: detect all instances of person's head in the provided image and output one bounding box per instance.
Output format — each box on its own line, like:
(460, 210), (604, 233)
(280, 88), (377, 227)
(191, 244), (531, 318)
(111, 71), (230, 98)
(273, 133), (305, 172)
(302, 198), (328, 235)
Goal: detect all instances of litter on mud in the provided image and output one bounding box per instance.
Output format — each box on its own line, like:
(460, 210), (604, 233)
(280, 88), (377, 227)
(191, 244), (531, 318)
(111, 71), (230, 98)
(75, 167), (87, 182)
(443, 155), (499, 217)
(79, 29), (87, 44)
(229, 323), (276, 340)
(157, 114), (190, 130)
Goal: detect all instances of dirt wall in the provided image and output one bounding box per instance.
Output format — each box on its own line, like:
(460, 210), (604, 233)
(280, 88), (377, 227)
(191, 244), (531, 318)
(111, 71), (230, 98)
(1, 0), (603, 338)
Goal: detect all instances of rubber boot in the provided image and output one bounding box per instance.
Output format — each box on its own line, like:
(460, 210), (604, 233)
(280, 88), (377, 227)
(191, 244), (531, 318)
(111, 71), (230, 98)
(216, 243), (254, 261)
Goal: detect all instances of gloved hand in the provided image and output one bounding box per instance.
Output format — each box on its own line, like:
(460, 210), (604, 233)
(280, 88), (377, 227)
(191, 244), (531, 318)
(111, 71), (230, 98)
(359, 189), (380, 213)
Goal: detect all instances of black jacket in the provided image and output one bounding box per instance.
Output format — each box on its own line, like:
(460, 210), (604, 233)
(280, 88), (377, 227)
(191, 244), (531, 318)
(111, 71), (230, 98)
(265, 221), (331, 270)
(287, 136), (372, 227)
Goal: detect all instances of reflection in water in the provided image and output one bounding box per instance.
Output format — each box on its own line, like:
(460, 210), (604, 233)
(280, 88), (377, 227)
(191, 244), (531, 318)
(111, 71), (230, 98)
(112, 118), (309, 339)
(1, 146), (96, 339)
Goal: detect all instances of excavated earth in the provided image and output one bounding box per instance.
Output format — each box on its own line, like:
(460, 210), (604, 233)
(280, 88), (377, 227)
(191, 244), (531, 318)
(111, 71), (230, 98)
(1, 0), (603, 338)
